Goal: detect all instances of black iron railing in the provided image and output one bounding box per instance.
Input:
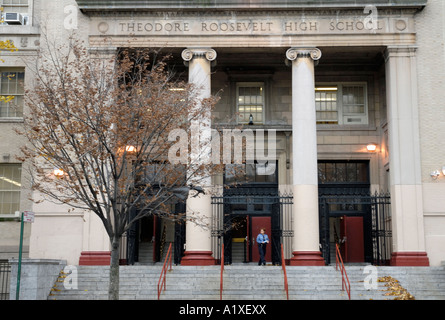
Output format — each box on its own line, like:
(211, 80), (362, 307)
(0, 260), (11, 300)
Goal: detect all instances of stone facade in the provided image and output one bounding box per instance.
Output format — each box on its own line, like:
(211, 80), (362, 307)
(0, 0), (444, 267)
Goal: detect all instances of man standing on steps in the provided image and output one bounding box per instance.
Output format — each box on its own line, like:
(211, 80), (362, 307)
(257, 228), (269, 266)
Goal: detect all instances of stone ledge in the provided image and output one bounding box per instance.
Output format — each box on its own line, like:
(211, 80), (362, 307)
(9, 258), (67, 300)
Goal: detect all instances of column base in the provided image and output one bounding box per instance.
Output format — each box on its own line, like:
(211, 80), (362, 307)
(181, 251), (216, 266)
(390, 252), (429, 266)
(79, 251), (111, 266)
(289, 251), (325, 266)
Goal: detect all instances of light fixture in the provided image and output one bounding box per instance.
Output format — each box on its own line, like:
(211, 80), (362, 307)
(125, 145), (136, 152)
(54, 168), (65, 177)
(366, 143), (377, 152)
(442, 166), (445, 175)
(431, 170), (441, 179)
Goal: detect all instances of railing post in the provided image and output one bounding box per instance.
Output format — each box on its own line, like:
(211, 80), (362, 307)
(281, 244), (289, 300)
(220, 243), (224, 300)
(158, 243), (173, 300)
(335, 243), (351, 300)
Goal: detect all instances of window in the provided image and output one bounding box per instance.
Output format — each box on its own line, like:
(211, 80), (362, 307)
(237, 82), (264, 125)
(315, 83), (368, 125)
(0, 164), (21, 215)
(1, 0), (29, 15)
(318, 161), (369, 184)
(0, 69), (24, 118)
(224, 161), (277, 185)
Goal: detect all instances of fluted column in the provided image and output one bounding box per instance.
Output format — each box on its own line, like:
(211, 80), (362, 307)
(286, 48), (325, 266)
(180, 48), (216, 265)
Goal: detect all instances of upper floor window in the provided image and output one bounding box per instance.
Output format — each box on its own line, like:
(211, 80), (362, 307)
(237, 82), (264, 125)
(315, 83), (368, 125)
(0, 163), (21, 215)
(1, 0), (28, 13)
(1, 0), (29, 25)
(0, 69), (24, 118)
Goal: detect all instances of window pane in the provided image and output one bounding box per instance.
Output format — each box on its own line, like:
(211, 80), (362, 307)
(315, 86), (338, 124)
(335, 163), (347, 182)
(0, 71), (25, 118)
(0, 164), (22, 214)
(342, 85), (365, 115)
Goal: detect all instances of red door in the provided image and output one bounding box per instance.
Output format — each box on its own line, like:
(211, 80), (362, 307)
(340, 216), (364, 263)
(251, 216), (272, 263)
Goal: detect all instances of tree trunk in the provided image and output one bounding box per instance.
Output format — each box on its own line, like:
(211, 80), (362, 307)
(108, 236), (121, 300)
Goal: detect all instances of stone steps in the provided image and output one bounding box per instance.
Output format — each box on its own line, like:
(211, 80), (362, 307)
(47, 264), (445, 300)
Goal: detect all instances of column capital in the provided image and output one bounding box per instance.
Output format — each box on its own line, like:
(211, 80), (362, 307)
(384, 45), (418, 62)
(286, 47), (322, 62)
(182, 48), (217, 62)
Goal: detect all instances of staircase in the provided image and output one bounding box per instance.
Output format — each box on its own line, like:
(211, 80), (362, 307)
(47, 264), (445, 300)
(231, 242), (246, 263)
(136, 241), (154, 265)
(136, 241), (173, 265)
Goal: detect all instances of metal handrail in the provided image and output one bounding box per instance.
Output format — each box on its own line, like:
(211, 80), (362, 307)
(157, 242), (173, 300)
(281, 244), (289, 300)
(220, 243), (224, 300)
(335, 243), (351, 300)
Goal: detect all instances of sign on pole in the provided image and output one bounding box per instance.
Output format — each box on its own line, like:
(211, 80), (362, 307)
(23, 211), (35, 223)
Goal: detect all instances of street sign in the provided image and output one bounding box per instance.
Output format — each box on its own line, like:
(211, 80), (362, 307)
(23, 211), (35, 223)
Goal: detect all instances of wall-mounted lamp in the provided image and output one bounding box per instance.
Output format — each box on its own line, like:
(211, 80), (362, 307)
(366, 143), (377, 152)
(54, 168), (65, 177)
(431, 170), (441, 179)
(430, 167), (445, 180)
(125, 145), (137, 152)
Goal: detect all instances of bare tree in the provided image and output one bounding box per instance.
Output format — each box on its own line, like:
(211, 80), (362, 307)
(16, 35), (220, 300)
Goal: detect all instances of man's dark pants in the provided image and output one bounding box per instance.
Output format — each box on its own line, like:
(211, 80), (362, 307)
(258, 243), (267, 265)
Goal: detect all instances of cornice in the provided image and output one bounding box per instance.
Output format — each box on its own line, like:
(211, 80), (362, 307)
(83, 8), (420, 19)
(75, 0), (427, 13)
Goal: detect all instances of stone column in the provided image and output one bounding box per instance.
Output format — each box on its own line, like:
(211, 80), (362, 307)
(286, 48), (325, 266)
(384, 46), (429, 266)
(180, 48), (216, 265)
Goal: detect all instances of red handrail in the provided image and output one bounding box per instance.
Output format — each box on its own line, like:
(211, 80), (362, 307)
(220, 243), (224, 300)
(157, 242), (173, 300)
(335, 243), (351, 300)
(281, 244), (289, 300)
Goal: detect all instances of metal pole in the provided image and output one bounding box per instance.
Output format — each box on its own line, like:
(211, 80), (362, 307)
(16, 211), (24, 300)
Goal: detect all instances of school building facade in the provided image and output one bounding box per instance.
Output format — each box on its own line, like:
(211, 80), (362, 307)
(1, 0), (445, 268)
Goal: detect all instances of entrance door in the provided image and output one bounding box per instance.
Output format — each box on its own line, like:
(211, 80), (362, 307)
(340, 216), (364, 263)
(251, 216), (272, 263)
